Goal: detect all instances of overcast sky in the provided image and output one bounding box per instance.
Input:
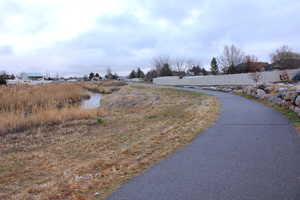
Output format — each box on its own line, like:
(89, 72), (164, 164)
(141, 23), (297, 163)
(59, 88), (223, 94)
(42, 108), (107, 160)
(0, 0), (299, 76)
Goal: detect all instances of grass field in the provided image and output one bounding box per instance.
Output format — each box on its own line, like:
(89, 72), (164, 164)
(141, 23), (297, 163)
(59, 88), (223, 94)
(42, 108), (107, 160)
(0, 84), (219, 200)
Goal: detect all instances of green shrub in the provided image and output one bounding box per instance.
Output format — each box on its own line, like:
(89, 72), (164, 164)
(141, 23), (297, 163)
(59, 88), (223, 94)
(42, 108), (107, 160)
(96, 118), (104, 124)
(258, 84), (267, 90)
(147, 115), (158, 119)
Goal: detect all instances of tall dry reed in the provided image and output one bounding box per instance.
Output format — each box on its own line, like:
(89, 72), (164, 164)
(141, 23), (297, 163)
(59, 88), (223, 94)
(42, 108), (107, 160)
(0, 83), (98, 134)
(0, 83), (88, 113)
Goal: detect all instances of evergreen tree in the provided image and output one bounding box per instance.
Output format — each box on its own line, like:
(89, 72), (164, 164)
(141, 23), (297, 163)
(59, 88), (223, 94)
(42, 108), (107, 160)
(136, 68), (145, 78)
(210, 57), (219, 75)
(89, 72), (95, 80)
(188, 65), (202, 76)
(0, 72), (7, 85)
(112, 73), (119, 80)
(105, 68), (113, 79)
(227, 64), (237, 74)
(95, 73), (102, 79)
(145, 70), (158, 82)
(160, 63), (173, 76)
(129, 70), (136, 79)
(201, 68), (208, 75)
(0, 77), (6, 85)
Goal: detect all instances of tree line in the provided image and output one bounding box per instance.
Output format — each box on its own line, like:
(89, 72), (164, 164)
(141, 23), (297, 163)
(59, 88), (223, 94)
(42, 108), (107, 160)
(87, 68), (119, 81)
(0, 72), (15, 85)
(2, 45), (299, 84)
(128, 68), (145, 79)
(128, 56), (220, 81)
(127, 45), (300, 82)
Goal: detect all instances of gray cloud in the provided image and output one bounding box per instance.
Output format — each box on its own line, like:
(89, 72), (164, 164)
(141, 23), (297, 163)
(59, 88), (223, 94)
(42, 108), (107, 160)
(0, 0), (299, 76)
(0, 46), (14, 55)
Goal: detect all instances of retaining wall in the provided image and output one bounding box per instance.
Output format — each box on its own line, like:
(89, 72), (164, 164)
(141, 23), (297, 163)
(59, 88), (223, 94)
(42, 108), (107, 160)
(153, 69), (300, 86)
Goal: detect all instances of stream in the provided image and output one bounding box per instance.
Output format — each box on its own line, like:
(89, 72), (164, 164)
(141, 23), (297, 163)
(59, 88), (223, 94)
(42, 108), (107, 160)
(81, 92), (102, 109)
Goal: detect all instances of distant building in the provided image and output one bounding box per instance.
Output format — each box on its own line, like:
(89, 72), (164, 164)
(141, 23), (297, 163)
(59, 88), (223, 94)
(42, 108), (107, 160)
(20, 72), (44, 80)
(67, 79), (78, 82)
(127, 78), (143, 82)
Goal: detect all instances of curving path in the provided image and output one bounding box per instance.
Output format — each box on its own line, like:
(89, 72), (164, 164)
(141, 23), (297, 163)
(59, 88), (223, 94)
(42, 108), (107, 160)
(108, 88), (300, 200)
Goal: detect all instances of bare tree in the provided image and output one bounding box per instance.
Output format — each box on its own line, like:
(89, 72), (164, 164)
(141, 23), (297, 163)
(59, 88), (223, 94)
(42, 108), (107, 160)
(218, 45), (245, 73)
(244, 55), (258, 64)
(185, 59), (198, 72)
(173, 57), (186, 73)
(244, 55), (259, 72)
(152, 56), (170, 74)
(270, 45), (300, 69)
(271, 45), (292, 63)
(105, 67), (113, 79)
(144, 70), (158, 82)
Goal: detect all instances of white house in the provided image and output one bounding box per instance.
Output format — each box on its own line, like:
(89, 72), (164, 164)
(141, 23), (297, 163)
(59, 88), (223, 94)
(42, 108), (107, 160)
(20, 72), (44, 81)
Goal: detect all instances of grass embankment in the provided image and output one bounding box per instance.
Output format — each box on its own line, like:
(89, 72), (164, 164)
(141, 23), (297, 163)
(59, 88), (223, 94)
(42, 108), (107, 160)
(0, 85), (219, 200)
(235, 92), (300, 134)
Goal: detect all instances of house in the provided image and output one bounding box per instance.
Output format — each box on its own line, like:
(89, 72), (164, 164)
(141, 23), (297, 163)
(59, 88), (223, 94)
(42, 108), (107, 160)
(20, 72), (44, 80)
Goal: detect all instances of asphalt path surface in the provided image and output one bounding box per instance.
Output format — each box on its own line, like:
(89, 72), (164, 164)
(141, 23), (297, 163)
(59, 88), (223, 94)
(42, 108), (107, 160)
(108, 88), (300, 200)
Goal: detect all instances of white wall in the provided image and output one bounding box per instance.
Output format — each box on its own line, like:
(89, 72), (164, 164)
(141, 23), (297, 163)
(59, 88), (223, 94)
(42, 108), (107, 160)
(153, 69), (300, 86)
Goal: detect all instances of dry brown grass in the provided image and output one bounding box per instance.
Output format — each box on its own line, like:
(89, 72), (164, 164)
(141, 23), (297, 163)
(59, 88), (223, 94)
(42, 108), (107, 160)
(0, 83), (88, 112)
(0, 85), (219, 200)
(0, 83), (92, 135)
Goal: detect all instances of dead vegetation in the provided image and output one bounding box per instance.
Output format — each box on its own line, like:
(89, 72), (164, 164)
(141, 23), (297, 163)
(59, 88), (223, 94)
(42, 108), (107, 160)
(0, 81), (127, 135)
(0, 83), (93, 135)
(0, 84), (219, 200)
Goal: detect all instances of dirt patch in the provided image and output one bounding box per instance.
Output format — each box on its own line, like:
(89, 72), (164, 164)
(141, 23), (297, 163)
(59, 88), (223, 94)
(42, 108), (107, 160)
(0, 85), (219, 200)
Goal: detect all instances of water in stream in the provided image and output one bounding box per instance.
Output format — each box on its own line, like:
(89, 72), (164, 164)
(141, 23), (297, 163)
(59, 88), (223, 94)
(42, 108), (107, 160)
(81, 92), (102, 109)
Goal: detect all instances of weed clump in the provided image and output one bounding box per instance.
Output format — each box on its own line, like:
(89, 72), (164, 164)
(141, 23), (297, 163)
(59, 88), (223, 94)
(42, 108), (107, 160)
(96, 118), (104, 124)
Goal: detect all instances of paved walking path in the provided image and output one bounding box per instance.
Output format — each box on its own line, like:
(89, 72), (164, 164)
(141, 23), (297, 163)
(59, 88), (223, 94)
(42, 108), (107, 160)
(108, 88), (300, 200)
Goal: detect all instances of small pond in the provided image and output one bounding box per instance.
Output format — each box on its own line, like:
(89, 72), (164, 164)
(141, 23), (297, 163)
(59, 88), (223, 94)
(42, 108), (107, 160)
(81, 92), (102, 109)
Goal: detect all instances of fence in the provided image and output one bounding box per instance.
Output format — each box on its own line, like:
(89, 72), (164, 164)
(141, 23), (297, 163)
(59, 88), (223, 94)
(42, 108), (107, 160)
(153, 69), (300, 86)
